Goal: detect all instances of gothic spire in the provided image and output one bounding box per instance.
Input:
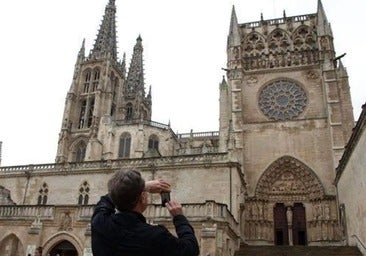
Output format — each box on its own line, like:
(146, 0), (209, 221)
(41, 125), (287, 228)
(228, 6), (241, 48)
(338, 59), (348, 77)
(317, 0), (332, 36)
(90, 0), (118, 60)
(77, 39), (85, 64)
(126, 35), (145, 95)
(120, 52), (127, 78)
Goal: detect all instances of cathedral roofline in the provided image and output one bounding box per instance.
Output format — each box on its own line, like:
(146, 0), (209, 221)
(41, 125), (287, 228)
(239, 13), (317, 29)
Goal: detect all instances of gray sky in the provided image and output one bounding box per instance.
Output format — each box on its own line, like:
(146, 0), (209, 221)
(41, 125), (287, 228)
(0, 0), (365, 166)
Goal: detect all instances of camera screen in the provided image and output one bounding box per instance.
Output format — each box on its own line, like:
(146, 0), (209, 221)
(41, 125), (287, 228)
(161, 192), (170, 207)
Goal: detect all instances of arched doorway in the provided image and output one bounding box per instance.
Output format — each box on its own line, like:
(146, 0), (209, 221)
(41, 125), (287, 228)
(0, 234), (24, 256)
(48, 240), (78, 256)
(248, 156), (326, 245)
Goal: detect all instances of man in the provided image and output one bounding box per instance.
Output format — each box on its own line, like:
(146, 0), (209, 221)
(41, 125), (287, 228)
(91, 169), (199, 256)
(34, 247), (42, 256)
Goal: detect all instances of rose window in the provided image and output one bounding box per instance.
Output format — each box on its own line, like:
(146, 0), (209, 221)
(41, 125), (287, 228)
(259, 80), (307, 121)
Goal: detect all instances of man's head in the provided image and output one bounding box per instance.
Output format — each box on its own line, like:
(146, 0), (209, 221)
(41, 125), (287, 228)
(34, 247), (42, 256)
(108, 169), (145, 211)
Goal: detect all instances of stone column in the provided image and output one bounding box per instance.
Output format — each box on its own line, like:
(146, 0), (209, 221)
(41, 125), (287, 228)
(286, 206), (293, 245)
(200, 224), (217, 256)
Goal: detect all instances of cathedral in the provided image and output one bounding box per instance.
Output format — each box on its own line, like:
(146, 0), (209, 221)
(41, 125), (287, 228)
(0, 0), (365, 255)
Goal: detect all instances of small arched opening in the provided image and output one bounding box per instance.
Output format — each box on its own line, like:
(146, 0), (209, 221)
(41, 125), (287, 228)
(48, 240), (78, 256)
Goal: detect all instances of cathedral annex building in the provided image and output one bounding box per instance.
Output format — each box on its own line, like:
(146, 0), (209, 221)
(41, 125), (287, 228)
(0, 0), (364, 255)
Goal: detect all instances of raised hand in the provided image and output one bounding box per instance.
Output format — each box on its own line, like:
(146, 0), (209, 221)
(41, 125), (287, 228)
(166, 201), (183, 217)
(145, 179), (171, 194)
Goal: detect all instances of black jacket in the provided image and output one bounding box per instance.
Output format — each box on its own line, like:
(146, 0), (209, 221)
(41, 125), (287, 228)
(91, 195), (200, 256)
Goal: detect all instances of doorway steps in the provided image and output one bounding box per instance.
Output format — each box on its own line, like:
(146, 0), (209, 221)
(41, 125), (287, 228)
(235, 245), (362, 256)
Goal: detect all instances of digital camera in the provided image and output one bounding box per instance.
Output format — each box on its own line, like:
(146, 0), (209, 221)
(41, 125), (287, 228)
(160, 192), (170, 207)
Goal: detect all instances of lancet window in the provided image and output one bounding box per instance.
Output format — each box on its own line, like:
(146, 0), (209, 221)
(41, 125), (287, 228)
(148, 134), (159, 152)
(75, 141), (86, 162)
(78, 181), (90, 205)
(119, 132), (131, 158)
(37, 183), (48, 205)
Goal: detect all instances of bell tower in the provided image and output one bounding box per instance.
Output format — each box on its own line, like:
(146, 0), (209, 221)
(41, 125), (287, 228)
(56, 0), (151, 163)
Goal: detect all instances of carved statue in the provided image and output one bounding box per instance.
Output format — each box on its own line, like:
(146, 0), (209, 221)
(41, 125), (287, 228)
(286, 207), (293, 225)
(59, 212), (73, 231)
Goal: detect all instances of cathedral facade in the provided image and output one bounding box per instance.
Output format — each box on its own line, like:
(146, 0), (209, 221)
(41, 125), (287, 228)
(0, 0), (358, 255)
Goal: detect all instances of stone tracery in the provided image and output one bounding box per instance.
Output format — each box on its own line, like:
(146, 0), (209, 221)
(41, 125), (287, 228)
(255, 156), (324, 200)
(243, 156), (340, 244)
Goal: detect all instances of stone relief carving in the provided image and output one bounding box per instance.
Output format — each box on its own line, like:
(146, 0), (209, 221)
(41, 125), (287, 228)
(246, 76), (258, 86)
(306, 70), (319, 80)
(255, 156), (324, 201)
(0, 186), (15, 205)
(244, 156), (340, 244)
(59, 212), (73, 231)
(227, 69), (242, 80)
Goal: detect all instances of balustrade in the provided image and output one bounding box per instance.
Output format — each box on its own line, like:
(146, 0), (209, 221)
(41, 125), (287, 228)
(0, 153), (229, 174)
(0, 201), (238, 234)
(0, 205), (54, 220)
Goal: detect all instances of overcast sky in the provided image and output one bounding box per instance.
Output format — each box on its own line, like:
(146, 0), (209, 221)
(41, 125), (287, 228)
(0, 0), (365, 166)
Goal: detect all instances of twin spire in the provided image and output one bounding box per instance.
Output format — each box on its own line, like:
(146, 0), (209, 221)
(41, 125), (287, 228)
(90, 0), (118, 60)
(87, 0), (146, 95)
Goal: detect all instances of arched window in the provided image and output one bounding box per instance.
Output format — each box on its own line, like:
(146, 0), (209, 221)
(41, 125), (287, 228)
(148, 134), (159, 151)
(92, 68), (100, 91)
(78, 100), (87, 129)
(87, 98), (95, 127)
(75, 141), (86, 162)
(126, 103), (133, 120)
(37, 183), (48, 205)
(78, 181), (90, 205)
(83, 70), (91, 93)
(119, 132), (131, 158)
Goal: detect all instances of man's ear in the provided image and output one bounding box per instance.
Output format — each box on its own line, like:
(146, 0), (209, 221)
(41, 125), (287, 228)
(138, 192), (146, 203)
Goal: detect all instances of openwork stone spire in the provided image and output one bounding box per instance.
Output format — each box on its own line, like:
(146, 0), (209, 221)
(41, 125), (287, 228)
(90, 0), (118, 60)
(317, 0), (332, 36)
(126, 35), (145, 94)
(228, 5), (240, 48)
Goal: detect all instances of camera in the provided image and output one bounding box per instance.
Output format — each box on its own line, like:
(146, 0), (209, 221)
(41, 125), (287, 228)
(160, 192), (170, 207)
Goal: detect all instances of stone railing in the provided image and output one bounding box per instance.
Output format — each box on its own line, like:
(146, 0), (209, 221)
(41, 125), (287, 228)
(0, 205), (54, 220)
(0, 201), (239, 234)
(242, 13), (314, 29)
(115, 119), (171, 131)
(177, 131), (219, 139)
(0, 153), (229, 174)
(176, 147), (219, 155)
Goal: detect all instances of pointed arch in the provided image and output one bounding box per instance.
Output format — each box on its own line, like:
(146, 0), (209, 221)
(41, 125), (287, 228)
(82, 68), (92, 93)
(148, 134), (159, 151)
(92, 67), (101, 91)
(255, 156), (325, 201)
(242, 32), (266, 56)
(75, 141), (87, 162)
(267, 28), (291, 53)
(125, 103), (133, 120)
(37, 182), (49, 205)
(119, 132), (131, 158)
(69, 137), (88, 162)
(42, 232), (83, 256)
(78, 181), (90, 205)
(292, 25), (317, 51)
(0, 233), (25, 256)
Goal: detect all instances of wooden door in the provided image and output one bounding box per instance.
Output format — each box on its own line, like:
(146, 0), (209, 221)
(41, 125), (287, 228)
(292, 203), (307, 245)
(274, 203), (288, 245)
